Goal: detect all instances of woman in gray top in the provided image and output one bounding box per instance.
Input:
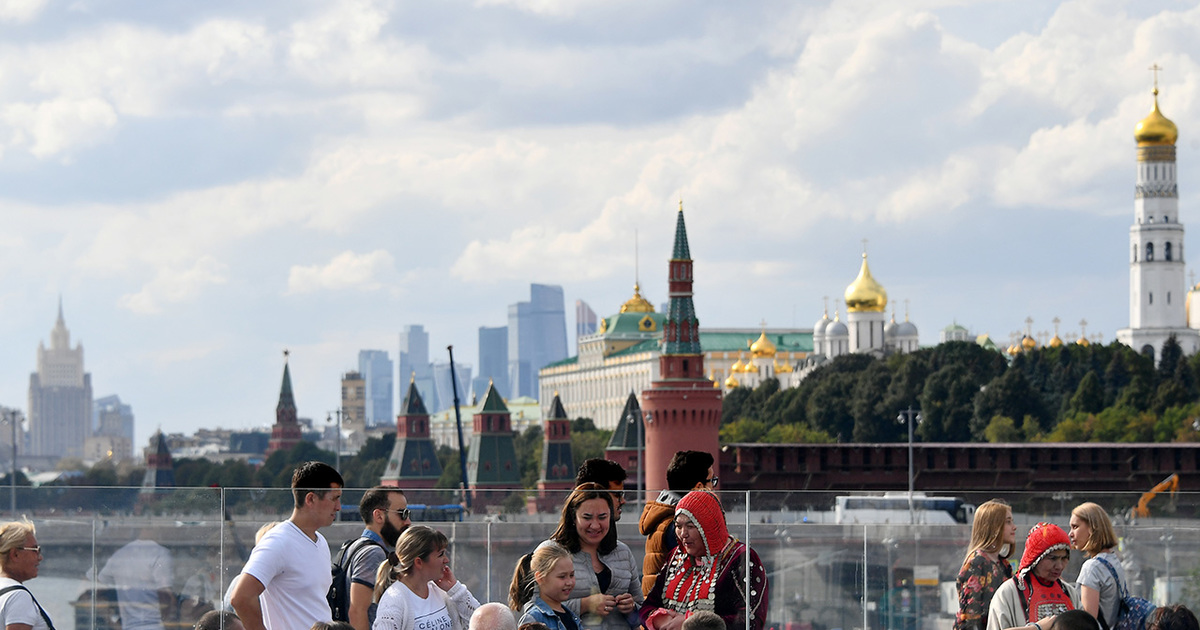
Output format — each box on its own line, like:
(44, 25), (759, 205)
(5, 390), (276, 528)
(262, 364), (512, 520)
(1070, 502), (1124, 628)
(547, 483), (644, 630)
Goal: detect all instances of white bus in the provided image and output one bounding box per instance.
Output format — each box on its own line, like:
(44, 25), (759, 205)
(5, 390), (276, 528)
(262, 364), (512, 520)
(834, 493), (975, 525)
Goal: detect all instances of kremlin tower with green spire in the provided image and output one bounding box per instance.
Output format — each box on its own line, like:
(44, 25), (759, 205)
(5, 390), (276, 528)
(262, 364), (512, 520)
(640, 205), (722, 497)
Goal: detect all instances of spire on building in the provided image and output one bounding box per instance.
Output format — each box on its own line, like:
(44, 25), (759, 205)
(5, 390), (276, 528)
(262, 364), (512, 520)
(141, 430), (175, 491)
(663, 207), (701, 355)
(267, 352), (302, 456)
(537, 392), (575, 508)
(400, 377), (428, 415)
(381, 375), (441, 489)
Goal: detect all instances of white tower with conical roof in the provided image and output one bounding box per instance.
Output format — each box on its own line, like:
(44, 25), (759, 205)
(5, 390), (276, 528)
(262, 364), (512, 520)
(1117, 72), (1200, 358)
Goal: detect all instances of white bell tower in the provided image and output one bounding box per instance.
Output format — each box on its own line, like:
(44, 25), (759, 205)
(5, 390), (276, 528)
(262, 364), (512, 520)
(1117, 68), (1200, 359)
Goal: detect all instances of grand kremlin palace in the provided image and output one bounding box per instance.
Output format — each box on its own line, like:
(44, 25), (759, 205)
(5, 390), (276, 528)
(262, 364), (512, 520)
(538, 283), (810, 431)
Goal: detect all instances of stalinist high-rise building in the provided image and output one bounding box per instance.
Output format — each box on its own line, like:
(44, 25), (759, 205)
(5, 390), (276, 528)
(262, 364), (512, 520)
(29, 301), (93, 460)
(1117, 78), (1200, 358)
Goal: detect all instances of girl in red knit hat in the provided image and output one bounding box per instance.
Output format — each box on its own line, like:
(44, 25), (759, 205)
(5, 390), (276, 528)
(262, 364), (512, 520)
(638, 491), (768, 630)
(986, 522), (1080, 630)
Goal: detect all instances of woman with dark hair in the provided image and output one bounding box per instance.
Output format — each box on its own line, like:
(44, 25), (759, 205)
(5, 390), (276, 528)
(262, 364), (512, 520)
(955, 499), (1018, 630)
(639, 491), (768, 630)
(1149, 605), (1200, 630)
(547, 483), (643, 630)
(1069, 503), (1124, 628)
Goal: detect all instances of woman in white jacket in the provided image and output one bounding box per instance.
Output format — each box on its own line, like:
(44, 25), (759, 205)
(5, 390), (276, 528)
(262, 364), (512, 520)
(373, 525), (480, 630)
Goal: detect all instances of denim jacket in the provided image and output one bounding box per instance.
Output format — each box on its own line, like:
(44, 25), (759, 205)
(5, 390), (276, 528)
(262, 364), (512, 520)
(520, 596), (583, 630)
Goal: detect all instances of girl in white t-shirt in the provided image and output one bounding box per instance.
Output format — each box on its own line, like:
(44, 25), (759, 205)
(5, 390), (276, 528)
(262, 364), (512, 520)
(1070, 502), (1124, 629)
(373, 526), (480, 630)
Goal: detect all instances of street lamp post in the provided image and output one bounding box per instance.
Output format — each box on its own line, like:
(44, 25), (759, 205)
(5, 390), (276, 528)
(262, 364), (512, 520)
(5, 409), (16, 516)
(327, 409), (343, 471)
(896, 407), (922, 525)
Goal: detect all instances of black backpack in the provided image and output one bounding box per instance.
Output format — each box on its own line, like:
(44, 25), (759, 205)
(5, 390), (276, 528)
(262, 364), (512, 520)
(327, 537), (383, 622)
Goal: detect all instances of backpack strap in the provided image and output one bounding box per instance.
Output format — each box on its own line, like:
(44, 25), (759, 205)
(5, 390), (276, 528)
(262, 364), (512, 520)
(1095, 555), (1129, 599)
(340, 537), (383, 581)
(0, 584), (56, 630)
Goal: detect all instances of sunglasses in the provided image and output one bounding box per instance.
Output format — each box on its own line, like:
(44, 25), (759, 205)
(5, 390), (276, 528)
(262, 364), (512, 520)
(384, 509), (411, 520)
(20, 546), (41, 555)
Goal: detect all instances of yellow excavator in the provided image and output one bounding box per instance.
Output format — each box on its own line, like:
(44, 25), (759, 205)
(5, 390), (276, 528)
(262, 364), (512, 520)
(1130, 473), (1178, 520)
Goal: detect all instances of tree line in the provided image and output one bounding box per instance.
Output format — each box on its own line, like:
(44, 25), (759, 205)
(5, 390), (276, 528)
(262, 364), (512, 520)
(720, 338), (1200, 444)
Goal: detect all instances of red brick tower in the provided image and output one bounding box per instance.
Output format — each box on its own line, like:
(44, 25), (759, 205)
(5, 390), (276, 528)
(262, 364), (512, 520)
(641, 205), (722, 498)
(537, 392), (575, 510)
(266, 355), (302, 456)
(381, 377), (442, 490)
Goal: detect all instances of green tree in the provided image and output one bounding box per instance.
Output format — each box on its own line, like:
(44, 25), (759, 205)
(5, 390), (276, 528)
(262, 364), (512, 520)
(850, 362), (892, 442)
(806, 372), (858, 441)
(983, 416), (1021, 443)
(1159, 335), (1184, 383)
(919, 365), (977, 442)
(1069, 372), (1105, 415)
(515, 426), (544, 488)
(762, 423), (834, 443)
(973, 369), (1049, 439)
(721, 387), (753, 425)
(719, 418), (768, 443)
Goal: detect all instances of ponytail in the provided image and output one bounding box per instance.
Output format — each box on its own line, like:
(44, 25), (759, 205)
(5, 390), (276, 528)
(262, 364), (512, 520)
(509, 553), (535, 611)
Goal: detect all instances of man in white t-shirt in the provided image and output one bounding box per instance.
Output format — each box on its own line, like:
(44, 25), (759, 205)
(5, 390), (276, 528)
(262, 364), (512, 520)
(231, 461), (344, 630)
(96, 536), (174, 630)
(0, 520), (52, 630)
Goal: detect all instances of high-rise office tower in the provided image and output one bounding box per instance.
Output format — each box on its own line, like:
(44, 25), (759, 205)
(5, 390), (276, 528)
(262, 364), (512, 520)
(398, 325), (439, 412)
(340, 371), (366, 432)
(431, 361), (472, 412)
(94, 395), (134, 461)
(508, 284), (568, 398)
(29, 302), (92, 460)
(358, 350), (394, 426)
(576, 300), (598, 344)
(473, 326), (509, 400)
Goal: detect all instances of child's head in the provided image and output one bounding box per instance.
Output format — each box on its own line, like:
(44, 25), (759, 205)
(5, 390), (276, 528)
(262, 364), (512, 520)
(508, 542), (573, 611)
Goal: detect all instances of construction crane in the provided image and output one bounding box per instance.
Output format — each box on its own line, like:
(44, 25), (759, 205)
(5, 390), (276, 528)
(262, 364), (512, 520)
(1130, 473), (1179, 520)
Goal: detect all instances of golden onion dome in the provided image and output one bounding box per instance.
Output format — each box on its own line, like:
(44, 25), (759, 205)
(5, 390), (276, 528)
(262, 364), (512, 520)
(1136, 90), (1178, 146)
(1076, 336), (1090, 347)
(1050, 335), (1063, 348)
(740, 357), (756, 373)
(1022, 335), (1037, 350)
(750, 331), (777, 358)
(620, 283), (655, 313)
(844, 253), (888, 312)
(725, 374), (740, 388)
(1006, 344), (1019, 356)
(774, 360), (793, 374)
(730, 355), (745, 373)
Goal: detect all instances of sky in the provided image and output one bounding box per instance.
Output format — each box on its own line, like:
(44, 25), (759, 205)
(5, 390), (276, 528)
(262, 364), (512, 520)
(1, 0), (1199, 449)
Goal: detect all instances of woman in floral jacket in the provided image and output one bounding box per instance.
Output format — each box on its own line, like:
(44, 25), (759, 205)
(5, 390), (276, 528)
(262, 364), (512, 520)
(955, 500), (1017, 630)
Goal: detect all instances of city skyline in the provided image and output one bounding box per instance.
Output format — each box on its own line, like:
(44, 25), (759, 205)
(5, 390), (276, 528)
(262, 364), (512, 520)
(0, 1), (1196, 448)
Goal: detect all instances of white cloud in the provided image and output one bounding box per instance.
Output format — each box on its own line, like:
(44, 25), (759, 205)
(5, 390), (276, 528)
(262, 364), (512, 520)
(0, 0), (47, 23)
(118, 255), (229, 315)
(1, 97), (117, 158)
(286, 250), (397, 295)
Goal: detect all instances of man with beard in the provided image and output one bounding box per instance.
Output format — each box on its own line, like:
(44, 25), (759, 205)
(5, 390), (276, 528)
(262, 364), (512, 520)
(344, 487), (411, 630)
